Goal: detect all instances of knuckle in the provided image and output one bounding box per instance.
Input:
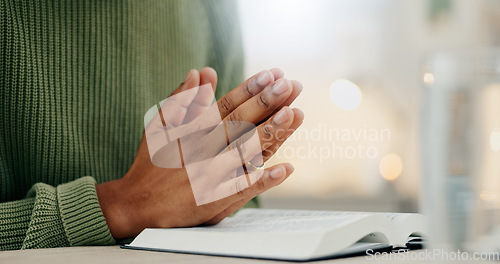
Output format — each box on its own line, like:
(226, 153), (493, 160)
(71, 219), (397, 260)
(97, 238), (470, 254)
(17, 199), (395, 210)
(231, 139), (249, 160)
(220, 96), (235, 113)
(262, 124), (274, 137)
(234, 179), (247, 196)
(257, 93), (270, 110)
(262, 142), (273, 150)
(263, 149), (274, 159)
(227, 111), (242, 127)
(253, 177), (267, 192)
(243, 81), (257, 97)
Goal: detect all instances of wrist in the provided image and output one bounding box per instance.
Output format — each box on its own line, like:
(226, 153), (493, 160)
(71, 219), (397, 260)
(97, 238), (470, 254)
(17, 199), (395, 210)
(96, 178), (133, 239)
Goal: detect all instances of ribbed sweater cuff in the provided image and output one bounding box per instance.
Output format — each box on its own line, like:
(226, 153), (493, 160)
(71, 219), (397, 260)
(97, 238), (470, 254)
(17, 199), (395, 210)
(56, 177), (116, 246)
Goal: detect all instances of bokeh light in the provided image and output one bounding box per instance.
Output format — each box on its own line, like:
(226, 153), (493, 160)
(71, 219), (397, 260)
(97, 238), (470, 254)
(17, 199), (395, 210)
(480, 190), (497, 201)
(329, 79), (362, 111)
(423, 72), (435, 85)
(490, 128), (500, 152)
(379, 153), (403, 181)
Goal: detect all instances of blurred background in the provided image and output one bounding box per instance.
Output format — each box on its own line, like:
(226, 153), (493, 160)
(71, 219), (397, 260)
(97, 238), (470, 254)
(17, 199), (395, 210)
(237, 0), (500, 213)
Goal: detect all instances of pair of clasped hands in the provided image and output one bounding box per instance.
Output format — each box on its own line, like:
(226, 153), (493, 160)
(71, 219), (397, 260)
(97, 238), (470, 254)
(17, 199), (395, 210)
(96, 67), (304, 239)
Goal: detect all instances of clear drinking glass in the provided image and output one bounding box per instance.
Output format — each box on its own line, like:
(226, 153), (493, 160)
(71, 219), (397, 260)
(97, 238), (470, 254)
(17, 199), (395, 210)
(420, 49), (500, 251)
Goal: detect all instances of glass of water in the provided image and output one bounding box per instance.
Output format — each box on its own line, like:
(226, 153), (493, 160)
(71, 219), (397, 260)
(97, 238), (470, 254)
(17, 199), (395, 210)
(420, 49), (500, 251)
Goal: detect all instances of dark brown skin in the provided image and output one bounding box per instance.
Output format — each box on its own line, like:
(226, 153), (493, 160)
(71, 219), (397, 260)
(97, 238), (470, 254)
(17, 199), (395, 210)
(96, 67), (304, 239)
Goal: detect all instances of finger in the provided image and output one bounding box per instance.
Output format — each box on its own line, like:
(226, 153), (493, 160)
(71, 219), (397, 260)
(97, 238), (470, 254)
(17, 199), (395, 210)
(266, 80), (303, 121)
(232, 106), (293, 159)
(170, 69), (200, 96)
(203, 196), (252, 225)
(182, 68), (218, 123)
(279, 80), (302, 109)
(223, 78), (293, 142)
(261, 108), (304, 162)
(182, 84), (215, 124)
(217, 84), (302, 164)
(211, 107), (294, 175)
(144, 70), (200, 156)
(199, 67), (218, 94)
(213, 163), (294, 209)
(270, 68), (284, 80)
(160, 70), (201, 128)
(216, 70), (275, 119)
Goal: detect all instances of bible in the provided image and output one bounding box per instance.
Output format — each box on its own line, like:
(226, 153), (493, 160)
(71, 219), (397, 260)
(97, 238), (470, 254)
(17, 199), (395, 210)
(121, 208), (427, 261)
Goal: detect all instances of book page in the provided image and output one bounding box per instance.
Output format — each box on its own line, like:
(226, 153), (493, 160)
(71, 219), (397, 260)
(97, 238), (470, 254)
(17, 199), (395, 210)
(183, 209), (372, 233)
(373, 212), (419, 223)
(206, 209), (426, 245)
(167, 209), (425, 245)
(361, 212), (427, 245)
(127, 209), (406, 260)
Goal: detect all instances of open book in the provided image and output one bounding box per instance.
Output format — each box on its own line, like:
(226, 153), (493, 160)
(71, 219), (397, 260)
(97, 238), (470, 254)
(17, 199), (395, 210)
(122, 209), (427, 261)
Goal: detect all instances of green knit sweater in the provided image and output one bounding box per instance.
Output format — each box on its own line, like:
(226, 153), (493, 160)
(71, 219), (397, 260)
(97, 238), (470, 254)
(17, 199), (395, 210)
(0, 0), (253, 250)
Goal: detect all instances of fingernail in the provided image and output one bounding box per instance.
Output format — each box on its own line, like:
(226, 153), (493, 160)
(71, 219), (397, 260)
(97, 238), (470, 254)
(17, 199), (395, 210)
(273, 107), (289, 125)
(256, 71), (272, 86)
(272, 79), (288, 95)
(184, 70), (193, 82)
(269, 167), (284, 180)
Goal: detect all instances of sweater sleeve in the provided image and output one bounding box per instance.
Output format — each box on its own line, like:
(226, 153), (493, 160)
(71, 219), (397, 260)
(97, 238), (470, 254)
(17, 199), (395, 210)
(0, 177), (116, 250)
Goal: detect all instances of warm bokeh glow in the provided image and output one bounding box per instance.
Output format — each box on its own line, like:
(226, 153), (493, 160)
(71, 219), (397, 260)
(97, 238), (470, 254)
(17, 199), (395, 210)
(238, 0), (497, 211)
(423, 73), (435, 85)
(490, 128), (500, 152)
(329, 79), (362, 111)
(379, 153), (403, 181)
(480, 190), (497, 201)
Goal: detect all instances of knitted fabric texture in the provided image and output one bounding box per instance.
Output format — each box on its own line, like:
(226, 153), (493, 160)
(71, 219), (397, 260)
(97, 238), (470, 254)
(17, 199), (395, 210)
(0, 0), (253, 250)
